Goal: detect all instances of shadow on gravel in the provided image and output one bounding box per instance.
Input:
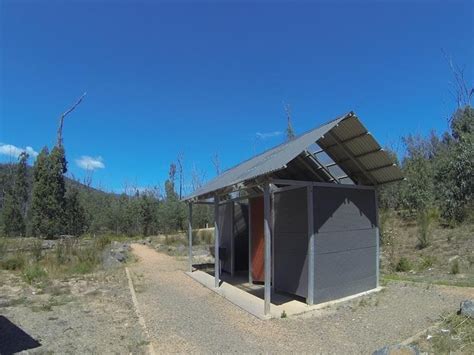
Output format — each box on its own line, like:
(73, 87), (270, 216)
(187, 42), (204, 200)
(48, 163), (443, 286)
(0, 315), (41, 355)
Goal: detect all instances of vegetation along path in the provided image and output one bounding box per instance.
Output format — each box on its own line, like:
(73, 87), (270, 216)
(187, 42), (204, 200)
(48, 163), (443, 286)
(129, 244), (473, 353)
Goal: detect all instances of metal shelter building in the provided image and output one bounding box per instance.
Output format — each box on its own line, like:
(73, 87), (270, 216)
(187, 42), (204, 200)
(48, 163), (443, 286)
(183, 112), (403, 316)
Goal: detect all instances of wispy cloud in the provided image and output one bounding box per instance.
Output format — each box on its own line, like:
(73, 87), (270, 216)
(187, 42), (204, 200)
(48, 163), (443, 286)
(75, 156), (105, 170)
(0, 143), (38, 159)
(255, 131), (283, 140)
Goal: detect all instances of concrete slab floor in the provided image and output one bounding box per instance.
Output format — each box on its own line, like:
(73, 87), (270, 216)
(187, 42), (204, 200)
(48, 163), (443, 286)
(185, 269), (382, 320)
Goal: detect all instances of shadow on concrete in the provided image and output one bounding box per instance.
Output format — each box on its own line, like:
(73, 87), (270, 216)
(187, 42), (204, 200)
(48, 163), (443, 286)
(194, 266), (301, 306)
(0, 315), (41, 355)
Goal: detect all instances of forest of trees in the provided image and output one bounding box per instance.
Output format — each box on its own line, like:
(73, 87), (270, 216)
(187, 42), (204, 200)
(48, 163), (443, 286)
(378, 105), (473, 225)
(0, 104), (471, 239)
(0, 149), (213, 238)
(0, 63), (472, 239)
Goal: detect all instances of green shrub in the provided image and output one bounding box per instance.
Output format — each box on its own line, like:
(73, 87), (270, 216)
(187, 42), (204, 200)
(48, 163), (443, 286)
(450, 260), (460, 274)
(23, 263), (47, 284)
(31, 239), (43, 262)
(94, 235), (112, 250)
(419, 255), (436, 270)
(1, 254), (25, 270)
(417, 210), (432, 249)
(192, 229), (214, 245)
(0, 239), (7, 259)
(281, 310), (287, 318)
(72, 261), (95, 274)
(396, 257), (412, 272)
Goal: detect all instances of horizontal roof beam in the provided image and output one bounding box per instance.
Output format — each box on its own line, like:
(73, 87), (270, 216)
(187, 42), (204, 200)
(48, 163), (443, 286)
(304, 150), (340, 183)
(366, 163), (397, 173)
(336, 147), (384, 165)
(326, 131), (378, 185)
(318, 131), (370, 151)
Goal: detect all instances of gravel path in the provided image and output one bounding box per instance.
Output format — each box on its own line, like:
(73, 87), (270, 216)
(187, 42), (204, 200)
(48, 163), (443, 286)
(130, 243), (474, 353)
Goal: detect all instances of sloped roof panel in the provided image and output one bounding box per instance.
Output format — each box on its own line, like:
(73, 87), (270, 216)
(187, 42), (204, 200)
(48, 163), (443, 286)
(184, 113), (351, 200)
(184, 112), (404, 201)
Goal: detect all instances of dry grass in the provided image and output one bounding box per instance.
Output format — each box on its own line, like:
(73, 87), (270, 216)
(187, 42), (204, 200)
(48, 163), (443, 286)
(413, 312), (474, 353)
(0, 236), (113, 284)
(380, 215), (474, 287)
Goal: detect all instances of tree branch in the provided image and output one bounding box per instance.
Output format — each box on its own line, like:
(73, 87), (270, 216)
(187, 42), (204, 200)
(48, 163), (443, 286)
(57, 92), (87, 147)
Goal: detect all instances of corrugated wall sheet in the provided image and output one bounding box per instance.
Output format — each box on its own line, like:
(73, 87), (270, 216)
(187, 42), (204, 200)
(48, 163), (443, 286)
(273, 187), (308, 298)
(313, 186), (377, 303)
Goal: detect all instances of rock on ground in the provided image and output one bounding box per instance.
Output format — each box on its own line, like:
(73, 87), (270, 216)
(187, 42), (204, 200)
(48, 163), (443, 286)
(373, 344), (420, 355)
(460, 299), (474, 318)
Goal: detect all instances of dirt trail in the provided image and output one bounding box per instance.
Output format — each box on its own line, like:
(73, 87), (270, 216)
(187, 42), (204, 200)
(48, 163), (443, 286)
(129, 243), (474, 353)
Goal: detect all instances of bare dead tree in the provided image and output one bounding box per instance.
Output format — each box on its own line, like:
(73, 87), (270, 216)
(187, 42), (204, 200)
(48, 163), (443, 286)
(191, 164), (205, 192)
(211, 152), (221, 175)
(443, 50), (473, 110)
(57, 92), (87, 147)
(284, 103), (296, 140)
(83, 169), (94, 188)
(177, 152), (184, 199)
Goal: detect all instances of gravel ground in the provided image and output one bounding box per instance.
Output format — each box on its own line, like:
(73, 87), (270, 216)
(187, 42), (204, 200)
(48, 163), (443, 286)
(130, 243), (474, 353)
(0, 269), (148, 354)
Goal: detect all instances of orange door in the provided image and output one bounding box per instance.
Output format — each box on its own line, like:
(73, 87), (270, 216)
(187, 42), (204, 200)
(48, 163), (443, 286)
(250, 196), (264, 282)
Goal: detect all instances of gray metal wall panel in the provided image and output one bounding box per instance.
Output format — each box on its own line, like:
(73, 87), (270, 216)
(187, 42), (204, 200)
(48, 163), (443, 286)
(218, 204), (233, 273)
(274, 187), (308, 298)
(315, 229), (376, 254)
(313, 186), (377, 303)
(314, 187), (376, 233)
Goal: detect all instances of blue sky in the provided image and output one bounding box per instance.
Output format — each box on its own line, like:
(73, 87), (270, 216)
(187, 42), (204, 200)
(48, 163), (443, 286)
(1, 1), (473, 193)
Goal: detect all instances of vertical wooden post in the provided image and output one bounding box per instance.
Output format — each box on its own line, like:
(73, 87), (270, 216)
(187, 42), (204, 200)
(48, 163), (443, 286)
(248, 200), (253, 284)
(230, 202), (235, 277)
(263, 184), (272, 316)
(214, 195), (220, 288)
(271, 187), (275, 291)
(307, 185), (315, 305)
(374, 190), (380, 288)
(188, 203), (193, 272)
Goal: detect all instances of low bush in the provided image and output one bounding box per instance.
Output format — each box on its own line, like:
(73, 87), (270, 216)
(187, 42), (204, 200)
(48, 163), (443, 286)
(0, 238), (7, 259)
(31, 239), (43, 262)
(450, 260), (460, 274)
(23, 263), (47, 284)
(417, 210), (431, 249)
(396, 257), (412, 272)
(192, 228), (214, 245)
(419, 255), (436, 270)
(1, 254), (26, 270)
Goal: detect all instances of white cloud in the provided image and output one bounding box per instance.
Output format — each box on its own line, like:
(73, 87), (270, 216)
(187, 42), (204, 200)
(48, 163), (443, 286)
(75, 156), (105, 171)
(256, 131), (283, 140)
(0, 143), (38, 158)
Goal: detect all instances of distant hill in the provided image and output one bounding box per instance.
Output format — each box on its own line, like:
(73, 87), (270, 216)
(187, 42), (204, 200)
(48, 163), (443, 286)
(0, 163), (113, 202)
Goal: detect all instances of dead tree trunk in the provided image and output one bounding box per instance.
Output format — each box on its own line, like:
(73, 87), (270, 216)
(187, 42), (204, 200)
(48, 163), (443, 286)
(57, 92), (87, 147)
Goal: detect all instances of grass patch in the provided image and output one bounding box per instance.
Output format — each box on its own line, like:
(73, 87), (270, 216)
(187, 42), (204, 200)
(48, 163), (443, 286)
(23, 263), (47, 284)
(1, 235), (113, 281)
(0, 296), (28, 308)
(396, 257), (412, 272)
(30, 295), (73, 312)
(1, 254), (25, 270)
(416, 313), (474, 354)
(382, 274), (474, 288)
(419, 255), (436, 270)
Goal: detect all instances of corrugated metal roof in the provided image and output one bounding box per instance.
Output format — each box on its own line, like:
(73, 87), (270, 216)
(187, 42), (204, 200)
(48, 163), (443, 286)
(184, 112), (403, 201)
(317, 114), (404, 185)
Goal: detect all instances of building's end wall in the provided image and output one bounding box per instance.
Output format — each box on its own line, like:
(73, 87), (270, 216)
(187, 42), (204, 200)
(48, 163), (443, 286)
(313, 185), (377, 303)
